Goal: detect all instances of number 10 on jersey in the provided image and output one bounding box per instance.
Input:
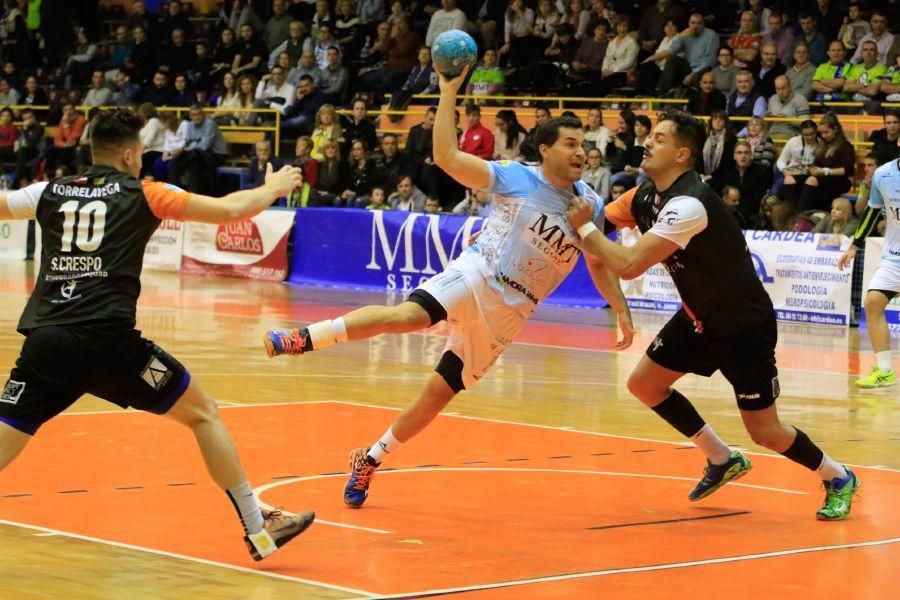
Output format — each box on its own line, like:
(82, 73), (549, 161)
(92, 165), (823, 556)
(59, 200), (107, 253)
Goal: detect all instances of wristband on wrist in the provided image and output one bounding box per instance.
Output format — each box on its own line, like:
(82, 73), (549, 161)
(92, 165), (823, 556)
(577, 222), (598, 238)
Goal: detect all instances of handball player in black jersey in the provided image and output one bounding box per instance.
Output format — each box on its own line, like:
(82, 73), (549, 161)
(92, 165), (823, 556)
(566, 110), (860, 520)
(0, 107), (314, 558)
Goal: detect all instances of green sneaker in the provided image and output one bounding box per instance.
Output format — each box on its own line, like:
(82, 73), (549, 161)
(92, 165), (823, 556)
(688, 451), (752, 501)
(816, 468), (860, 521)
(855, 366), (896, 388)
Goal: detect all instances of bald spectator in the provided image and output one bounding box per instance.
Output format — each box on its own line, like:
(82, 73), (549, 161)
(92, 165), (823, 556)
(851, 10), (894, 65)
(787, 43), (815, 99)
(757, 43), (786, 98)
(730, 11), (762, 68)
(767, 76), (810, 139)
(762, 11), (793, 67)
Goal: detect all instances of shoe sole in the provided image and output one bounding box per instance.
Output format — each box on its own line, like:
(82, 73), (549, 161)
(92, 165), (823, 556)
(854, 380), (896, 388)
(246, 510), (316, 561)
(689, 462), (753, 502)
(344, 497), (366, 508)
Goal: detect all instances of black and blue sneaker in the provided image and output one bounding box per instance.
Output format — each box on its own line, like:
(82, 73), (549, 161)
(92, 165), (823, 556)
(344, 447), (380, 508)
(688, 451), (752, 501)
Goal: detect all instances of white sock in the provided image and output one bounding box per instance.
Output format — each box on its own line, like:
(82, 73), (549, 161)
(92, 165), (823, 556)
(875, 351), (892, 372)
(307, 319), (346, 350)
(367, 427), (401, 463)
(691, 424), (732, 465)
(226, 481), (264, 534)
(816, 454), (847, 481)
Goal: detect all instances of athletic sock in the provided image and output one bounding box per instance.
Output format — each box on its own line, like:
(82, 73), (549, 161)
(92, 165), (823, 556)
(225, 481), (264, 534)
(367, 427), (401, 463)
(650, 390), (707, 439)
(816, 453), (848, 482)
(691, 424), (732, 465)
(875, 351), (892, 372)
(306, 318), (348, 350)
(780, 427), (831, 475)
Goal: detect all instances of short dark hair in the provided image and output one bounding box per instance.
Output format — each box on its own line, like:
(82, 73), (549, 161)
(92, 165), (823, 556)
(657, 109), (706, 168)
(534, 116), (583, 156)
(799, 119), (817, 131)
(90, 107), (145, 155)
(884, 109), (900, 121)
(466, 103), (480, 116)
(299, 74), (314, 85)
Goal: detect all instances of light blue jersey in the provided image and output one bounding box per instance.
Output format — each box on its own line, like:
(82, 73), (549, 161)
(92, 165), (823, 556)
(460, 160), (605, 318)
(869, 159), (900, 265)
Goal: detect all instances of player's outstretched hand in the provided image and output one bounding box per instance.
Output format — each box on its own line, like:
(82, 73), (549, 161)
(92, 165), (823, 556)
(567, 196), (593, 231)
(265, 163), (303, 198)
(437, 64), (471, 95)
(616, 307), (634, 350)
(838, 245), (857, 271)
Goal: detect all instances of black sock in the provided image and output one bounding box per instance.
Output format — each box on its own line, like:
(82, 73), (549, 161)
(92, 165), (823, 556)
(780, 428), (824, 471)
(650, 390), (706, 438)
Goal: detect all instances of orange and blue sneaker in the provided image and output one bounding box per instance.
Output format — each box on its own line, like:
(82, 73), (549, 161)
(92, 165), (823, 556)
(817, 468), (860, 521)
(263, 328), (311, 357)
(688, 451), (752, 501)
(344, 447), (379, 508)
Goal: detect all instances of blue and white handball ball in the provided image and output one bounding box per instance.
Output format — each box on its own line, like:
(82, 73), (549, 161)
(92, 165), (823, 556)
(432, 29), (478, 78)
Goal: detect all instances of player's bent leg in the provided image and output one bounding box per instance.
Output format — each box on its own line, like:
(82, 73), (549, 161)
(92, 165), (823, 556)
(345, 368), (459, 508)
(857, 290), (895, 388)
(164, 380), (315, 559)
(626, 354), (685, 407)
(0, 422), (32, 472)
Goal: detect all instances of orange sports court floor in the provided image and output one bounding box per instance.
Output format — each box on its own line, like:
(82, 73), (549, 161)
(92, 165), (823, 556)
(0, 262), (897, 598)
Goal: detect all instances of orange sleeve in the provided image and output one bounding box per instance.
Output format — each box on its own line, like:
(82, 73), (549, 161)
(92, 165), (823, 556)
(604, 186), (638, 230)
(143, 180), (192, 221)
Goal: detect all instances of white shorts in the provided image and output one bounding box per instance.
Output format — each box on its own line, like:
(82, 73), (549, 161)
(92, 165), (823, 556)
(415, 265), (526, 391)
(867, 262), (900, 296)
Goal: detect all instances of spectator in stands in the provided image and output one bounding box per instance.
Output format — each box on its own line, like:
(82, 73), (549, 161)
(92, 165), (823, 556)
(388, 174), (426, 211)
(0, 107), (16, 164)
(158, 0), (190, 43)
(246, 140), (282, 188)
(220, 74), (256, 125)
(20, 76), (48, 116)
(844, 40), (887, 102)
(342, 139), (375, 206)
(787, 42), (815, 100)
(811, 40), (850, 102)
(492, 109), (526, 161)
(533, 0), (560, 55)
(870, 110), (900, 164)
(730, 11), (762, 69)
(161, 28), (193, 76)
(813, 197), (858, 235)
(714, 141), (769, 226)
(767, 75), (810, 139)
(170, 74), (198, 108)
(609, 180), (628, 202)
(359, 17), (421, 92)
(14, 108), (43, 185)
(721, 185), (749, 228)
(426, 0), (466, 47)
(637, 18), (680, 95)
(289, 50), (325, 87)
(341, 98), (378, 158)
(458, 104), (495, 161)
(372, 133), (414, 194)
(189, 41), (215, 93)
(775, 119), (819, 195)
(701, 110), (736, 186)
(311, 0), (335, 39)
(388, 46), (437, 116)
(103, 25), (134, 82)
(581, 146), (610, 199)
(126, 25), (155, 85)
(255, 64), (295, 119)
(727, 70), (767, 133)
(152, 111), (187, 183)
(62, 27), (98, 88)
(762, 11), (793, 67)
(358, 0), (386, 30)
(785, 112), (854, 213)
(224, 0), (264, 34)
(884, 53), (900, 101)
(109, 70), (142, 107)
(711, 46), (738, 95)
(138, 103), (165, 177)
(838, 2), (869, 55)
(269, 21), (308, 70)
(582, 107), (610, 156)
(281, 75), (326, 136)
(310, 104), (344, 160)
(813, 0), (842, 41)
(212, 28), (240, 81)
(423, 196), (442, 214)
(569, 19), (608, 88)
(264, 0), (292, 51)
(637, 0), (685, 59)
(610, 113), (649, 187)
(0, 0), (27, 68)
(365, 185), (388, 210)
(452, 188), (493, 217)
(851, 10), (894, 65)
(0, 76), (18, 106)
(46, 102), (85, 175)
(757, 192), (795, 231)
(756, 43), (786, 98)
(334, 1), (362, 58)
(687, 71), (727, 116)
(143, 71), (173, 107)
(309, 25), (341, 71)
(80, 69), (112, 108)
(128, 1), (155, 34)
(794, 12), (827, 67)
(747, 116), (777, 172)
(466, 48), (505, 102)
(171, 106), (228, 194)
(315, 139), (347, 199)
(318, 48), (348, 104)
(359, 20), (392, 69)
(519, 105), (551, 163)
(657, 12), (718, 93)
(233, 23), (267, 76)
(499, 0), (535, 67)
(293, 136), (319, 189)
(596, 16), (638, 94)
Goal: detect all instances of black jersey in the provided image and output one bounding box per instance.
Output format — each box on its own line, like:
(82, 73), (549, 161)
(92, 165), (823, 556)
(608, 170), (774, 336)
(15, 165), (191, 333)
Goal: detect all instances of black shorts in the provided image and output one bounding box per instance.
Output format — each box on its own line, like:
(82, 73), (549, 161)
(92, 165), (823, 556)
(0, 324), (190, 435)
(647, 310), (780, 411)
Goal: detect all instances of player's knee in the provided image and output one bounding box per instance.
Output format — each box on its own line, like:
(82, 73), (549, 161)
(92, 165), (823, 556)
(172, 390), (221, 427)
(747, 425), (782, 450)
(626, 372), (662, 404)
(864, 293), (888, 315)
(388, 303), (431, 332)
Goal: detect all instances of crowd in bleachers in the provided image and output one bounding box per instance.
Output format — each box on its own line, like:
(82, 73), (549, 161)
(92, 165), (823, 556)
(0, 0), (899, 230)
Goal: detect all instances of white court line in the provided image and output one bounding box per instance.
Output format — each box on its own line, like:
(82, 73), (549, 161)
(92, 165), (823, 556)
(365, 537), (900, 599)
(0, 518), (378, 597)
